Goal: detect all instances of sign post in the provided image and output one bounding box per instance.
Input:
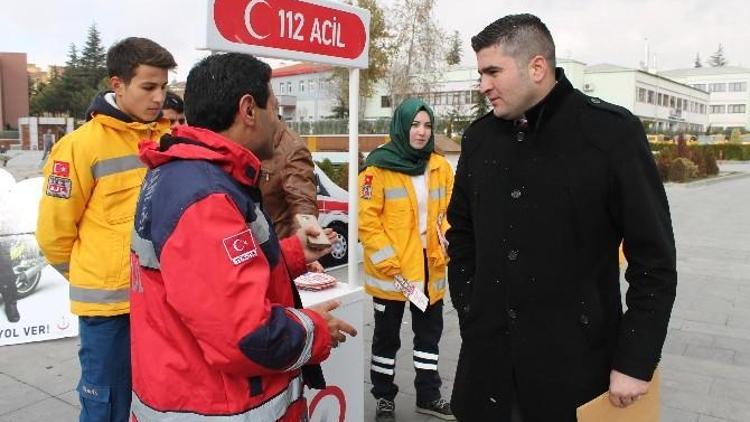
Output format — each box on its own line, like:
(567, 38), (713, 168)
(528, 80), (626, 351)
(205, 0), (370, 286)
(204, 2), (370, 419)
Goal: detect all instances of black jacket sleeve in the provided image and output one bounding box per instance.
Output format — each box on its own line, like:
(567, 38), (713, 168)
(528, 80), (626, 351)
(447, 135), (477, 321)
(610, 115), (677, 381)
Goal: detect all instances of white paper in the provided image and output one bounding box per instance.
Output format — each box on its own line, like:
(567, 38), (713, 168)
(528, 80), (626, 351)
(393, 275), (429, 312)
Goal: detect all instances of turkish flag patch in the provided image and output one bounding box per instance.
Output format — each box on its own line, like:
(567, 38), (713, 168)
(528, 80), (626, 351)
(52, 161), (70, 177)
(222, 229), (259, 265)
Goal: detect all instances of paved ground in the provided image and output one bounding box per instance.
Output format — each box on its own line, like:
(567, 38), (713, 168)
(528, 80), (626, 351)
(1, 153), (749, 421)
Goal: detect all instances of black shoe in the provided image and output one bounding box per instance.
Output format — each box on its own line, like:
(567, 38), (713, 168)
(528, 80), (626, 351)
(375, 398), (395, 422)
(4, 303), (20, 323)
(416, 398), (455, 420)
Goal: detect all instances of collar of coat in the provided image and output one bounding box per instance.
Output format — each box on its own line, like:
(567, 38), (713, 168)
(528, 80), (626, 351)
(138, 125), (262, 187)
(523, 67), (574, 132)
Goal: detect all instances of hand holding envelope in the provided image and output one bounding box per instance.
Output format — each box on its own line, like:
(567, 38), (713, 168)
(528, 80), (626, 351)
(576, 369), (660, 422)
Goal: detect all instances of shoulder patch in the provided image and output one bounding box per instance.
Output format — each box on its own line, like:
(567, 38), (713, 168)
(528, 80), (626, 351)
(223, 228), (258, 265)
(361, 174), (374, 199)
(585, 96), (629, 117)
(52, 161), (70, 177)
(46, 176), (72, 199)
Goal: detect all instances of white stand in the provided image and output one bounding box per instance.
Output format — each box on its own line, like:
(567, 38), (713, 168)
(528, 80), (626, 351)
(301, 282), (365, 422)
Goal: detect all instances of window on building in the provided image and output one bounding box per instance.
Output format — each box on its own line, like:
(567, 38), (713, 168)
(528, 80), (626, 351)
(287, 82), (292, 93)
(669, 96), (675, 108)
(299, 81), (305, 93)
(692, 84), (707, 92)
(700, 104), (706, 114)
(453, 92), (461, 105)
(657, 93), (663, 106)
(647, 90), (655, 104)
(381, 95), (391, 108)
(710, 105), (726, 114)
(637, 88), (647, 103)
(728, 104), (746, 113)
(709, 83), (726, 93)
(308, 80), (315, 92)
(465, 91), (472, 105)
(279, 82), (285, 94)
(728, 82), (747, 92)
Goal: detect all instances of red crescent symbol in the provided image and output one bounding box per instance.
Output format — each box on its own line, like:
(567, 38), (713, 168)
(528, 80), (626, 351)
(309, 386), (346, 422)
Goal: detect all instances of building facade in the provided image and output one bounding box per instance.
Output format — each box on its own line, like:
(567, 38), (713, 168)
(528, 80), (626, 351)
(270, 63), (338, 121)
(559, 61), (709, 133)
(0, 52), (30, 130)
(659, 66), (750, 131)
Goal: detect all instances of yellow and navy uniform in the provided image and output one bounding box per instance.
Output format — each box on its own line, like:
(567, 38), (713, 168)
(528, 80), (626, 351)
(359, 153), (454, 304)
(37, 93), (170, 316)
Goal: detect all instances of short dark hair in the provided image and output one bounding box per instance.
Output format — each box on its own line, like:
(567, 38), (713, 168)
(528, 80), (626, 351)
(163, 91), (184, 113)
(184, 53), (272, 133)
(471, 14), (556, 68)
(107, 37), (176, 83)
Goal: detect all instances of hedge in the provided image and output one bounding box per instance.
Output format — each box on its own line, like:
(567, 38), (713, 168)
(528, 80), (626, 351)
(650, 143), (750, 161)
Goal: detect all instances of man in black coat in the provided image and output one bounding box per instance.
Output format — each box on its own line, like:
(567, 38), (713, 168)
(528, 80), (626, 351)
(446, 14), (677, 422)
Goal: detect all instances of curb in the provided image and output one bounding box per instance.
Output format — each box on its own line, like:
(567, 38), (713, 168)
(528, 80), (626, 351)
(667, 171), (750, 188)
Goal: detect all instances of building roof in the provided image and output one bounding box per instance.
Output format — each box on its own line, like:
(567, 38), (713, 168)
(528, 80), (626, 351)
(585, 63), (634, 73)
(659, 66), (750, 77)
(272, 63), (333, 78)
(557, 58), (587, 66)
(584, 63), (708, 94)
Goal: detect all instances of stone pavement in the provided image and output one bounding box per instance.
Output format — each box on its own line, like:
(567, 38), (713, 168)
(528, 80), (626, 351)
(1, 156), (749, 421)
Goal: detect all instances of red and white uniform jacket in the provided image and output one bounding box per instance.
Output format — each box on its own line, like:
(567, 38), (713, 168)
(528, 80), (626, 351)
(129, 126), (331, 421)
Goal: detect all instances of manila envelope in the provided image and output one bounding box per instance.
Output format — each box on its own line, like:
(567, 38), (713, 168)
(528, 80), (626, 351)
(576, 369), (660, 422)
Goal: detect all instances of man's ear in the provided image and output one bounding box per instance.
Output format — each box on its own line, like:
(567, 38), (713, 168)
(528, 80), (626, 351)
(239, 94), (256, 127)
(111, 76), (125, 95)
(528, 55), (547, 83)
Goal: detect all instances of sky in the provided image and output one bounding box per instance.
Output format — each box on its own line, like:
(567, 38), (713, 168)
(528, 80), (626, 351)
(1, 0), (748, 82)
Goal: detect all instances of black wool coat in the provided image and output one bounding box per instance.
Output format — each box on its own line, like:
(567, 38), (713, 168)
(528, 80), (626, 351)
(446, 71), (677, 422)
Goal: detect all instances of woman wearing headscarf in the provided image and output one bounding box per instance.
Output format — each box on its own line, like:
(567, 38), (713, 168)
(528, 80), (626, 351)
(359, 98), (455, 421)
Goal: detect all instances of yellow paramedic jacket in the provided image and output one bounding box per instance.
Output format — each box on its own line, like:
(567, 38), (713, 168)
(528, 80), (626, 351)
(359, 153), (454, 304)
(37, 101), (169, 316)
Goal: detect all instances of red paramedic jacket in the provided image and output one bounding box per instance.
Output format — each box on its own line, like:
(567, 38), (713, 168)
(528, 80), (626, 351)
(129, 126), (331, 421)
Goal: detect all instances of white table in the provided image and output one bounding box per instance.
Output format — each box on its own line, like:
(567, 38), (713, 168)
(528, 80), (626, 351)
(300, 282), (365, 422)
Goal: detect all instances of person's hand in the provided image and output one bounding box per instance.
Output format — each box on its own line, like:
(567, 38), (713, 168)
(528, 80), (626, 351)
(308, 300), (358, 348)
(608, 369), (650, 408)
(307, 260), (325, 273)
(296, 226), (338, 264)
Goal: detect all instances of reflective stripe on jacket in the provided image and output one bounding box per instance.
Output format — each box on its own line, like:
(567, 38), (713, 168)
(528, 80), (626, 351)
(359, 153), (454, 303)
(36, 113), (169, 316)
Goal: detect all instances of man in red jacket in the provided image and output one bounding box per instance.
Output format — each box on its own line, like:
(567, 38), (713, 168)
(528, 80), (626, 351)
(129, 52), (356, 421)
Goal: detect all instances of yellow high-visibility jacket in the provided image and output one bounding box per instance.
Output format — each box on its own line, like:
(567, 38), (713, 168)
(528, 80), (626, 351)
(359, 154), (454, 304)
(37, 110), (169, 316)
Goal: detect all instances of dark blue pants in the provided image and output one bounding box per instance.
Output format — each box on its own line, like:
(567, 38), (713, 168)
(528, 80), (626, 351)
(370, 251), (444, 404)
(77, 314), (131, 422)
(370, 297), (444, 404)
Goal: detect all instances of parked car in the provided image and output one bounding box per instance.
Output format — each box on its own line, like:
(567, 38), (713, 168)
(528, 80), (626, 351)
(313, 164), (349, 268)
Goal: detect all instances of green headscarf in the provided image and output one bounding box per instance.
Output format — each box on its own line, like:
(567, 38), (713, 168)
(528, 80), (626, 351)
(364, 98), (435, 175)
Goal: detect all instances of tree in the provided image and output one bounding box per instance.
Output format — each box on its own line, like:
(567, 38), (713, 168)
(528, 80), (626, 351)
(470, 91), (489, 120)
(330, 0), (393, 117)
(386, 0), (446, 107)
(709, 44), (728, 67)
(693, 52), (702, 68)
(446, 30), (462, 66)
(79, 24), (108, 88)
(29, 26), (106, 120)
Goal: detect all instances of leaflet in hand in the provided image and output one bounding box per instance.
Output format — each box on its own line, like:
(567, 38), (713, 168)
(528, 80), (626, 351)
(394, 275), (428, 312)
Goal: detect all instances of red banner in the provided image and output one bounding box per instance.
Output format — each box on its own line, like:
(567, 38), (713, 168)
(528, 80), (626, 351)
(213, 0), (367, 60)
